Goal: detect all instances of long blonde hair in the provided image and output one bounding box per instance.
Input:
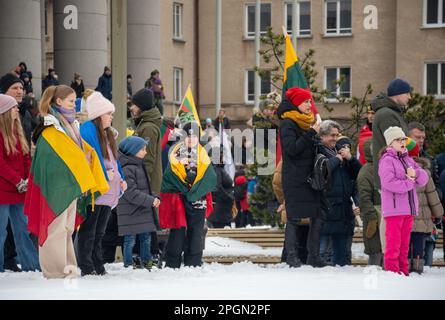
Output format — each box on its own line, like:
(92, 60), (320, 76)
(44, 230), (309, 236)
(0, 108), (30, 155)
(39, 85), (75, 115)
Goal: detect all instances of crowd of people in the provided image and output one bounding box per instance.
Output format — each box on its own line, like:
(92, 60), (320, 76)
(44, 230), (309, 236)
(0, 61), (444, 279)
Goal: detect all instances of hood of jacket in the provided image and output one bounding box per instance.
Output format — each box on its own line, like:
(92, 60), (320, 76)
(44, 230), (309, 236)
(134, 107), (162, 128)
(277, 97), (300, 119)
(370, 93), (404, 114)
(118, 151), (144, 167)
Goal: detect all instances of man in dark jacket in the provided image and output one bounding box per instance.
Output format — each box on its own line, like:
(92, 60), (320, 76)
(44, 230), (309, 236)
(371, 78), (411, 189)
(408, 122), (441, 196)
(318, 124), (361, 267)
(41, 68), (59, 92)
(130, 89), (163, 257)
(96, 66), (112, 100)
(214, 108), (231, 131)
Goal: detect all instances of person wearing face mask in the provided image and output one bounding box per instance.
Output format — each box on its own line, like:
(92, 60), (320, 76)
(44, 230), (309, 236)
(25, 85), (109, 279)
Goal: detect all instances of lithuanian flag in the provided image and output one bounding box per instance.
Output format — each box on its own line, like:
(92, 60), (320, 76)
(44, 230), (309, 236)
(177, 85), (202, 130)
(282, 33), (319, 116)
(159, 142), (216, 229)
(24, 126), (109, 246)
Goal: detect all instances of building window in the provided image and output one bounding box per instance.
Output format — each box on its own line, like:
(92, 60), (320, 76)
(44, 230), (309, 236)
(325, 0), (352, 35)
(325, 67), (351, 99)
(245, 3), (272, 39)
(173, 3), (183, 40)
(425, 62), (445, 97)
(423, 0), (445, 27)
(173, 68), (183, 104)
(285, 2), (311, 36)
(245, 70), (271, 103)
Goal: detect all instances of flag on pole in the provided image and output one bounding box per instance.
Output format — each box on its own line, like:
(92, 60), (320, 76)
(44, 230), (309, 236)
(282, 29), (319, 117)
(176, 84), (202, 130)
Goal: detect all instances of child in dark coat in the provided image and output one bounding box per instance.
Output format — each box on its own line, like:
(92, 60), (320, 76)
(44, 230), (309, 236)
(117, 136), (161, 270)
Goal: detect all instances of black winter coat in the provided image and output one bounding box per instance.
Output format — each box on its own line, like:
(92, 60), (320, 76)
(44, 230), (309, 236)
(279, 116), (321, 220)
(319, 145), (361, 235)
(116, 152), (157, 236)
(209, 165), (234, 224)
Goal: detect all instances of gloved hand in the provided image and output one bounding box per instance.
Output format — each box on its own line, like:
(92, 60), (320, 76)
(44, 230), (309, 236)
(16, 179), (28, 193)
(366, 219), (378, 239)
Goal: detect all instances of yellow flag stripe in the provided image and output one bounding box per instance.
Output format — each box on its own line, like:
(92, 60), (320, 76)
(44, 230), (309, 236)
(42, 127), (96, 193)
(283, 35), (299, 83)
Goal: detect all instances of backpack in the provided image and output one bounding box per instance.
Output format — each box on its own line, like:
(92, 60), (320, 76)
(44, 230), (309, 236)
(307, 147), (331, 191)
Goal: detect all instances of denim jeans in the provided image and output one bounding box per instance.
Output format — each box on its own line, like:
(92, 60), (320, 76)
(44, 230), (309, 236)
(320, 234), (347, 266)
(424, 240), (435, 267)
(0, 204), (40, 272)
(123, 233), (151, 267)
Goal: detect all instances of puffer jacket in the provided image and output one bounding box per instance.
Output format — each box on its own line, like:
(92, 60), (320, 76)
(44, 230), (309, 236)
(412, 157), (444, 233)
(378, 147), (428, 218)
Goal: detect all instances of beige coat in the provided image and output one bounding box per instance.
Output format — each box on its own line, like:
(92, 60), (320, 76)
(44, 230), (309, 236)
(412, 158), (444, 233)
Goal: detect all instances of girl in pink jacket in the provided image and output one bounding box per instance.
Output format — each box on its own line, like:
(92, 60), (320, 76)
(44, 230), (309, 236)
(378, 126), (428, 276)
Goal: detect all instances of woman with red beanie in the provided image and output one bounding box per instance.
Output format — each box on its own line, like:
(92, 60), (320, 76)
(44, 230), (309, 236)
(277, 87), (325, 268)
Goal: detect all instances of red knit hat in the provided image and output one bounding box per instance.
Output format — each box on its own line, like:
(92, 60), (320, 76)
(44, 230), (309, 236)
(285, 87), (312, 109)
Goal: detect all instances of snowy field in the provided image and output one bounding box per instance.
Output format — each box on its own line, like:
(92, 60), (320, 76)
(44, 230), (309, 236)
(1, 237), (444, 300)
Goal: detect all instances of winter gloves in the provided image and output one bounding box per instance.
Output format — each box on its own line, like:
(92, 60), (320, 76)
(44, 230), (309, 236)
(16, 178), (28, 193)
(366, 218), (378, 239)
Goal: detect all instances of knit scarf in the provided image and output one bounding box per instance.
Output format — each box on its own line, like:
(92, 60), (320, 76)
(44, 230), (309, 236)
(53, 105), (76, 124)
(50, 106), (82, 147)
(281, 110), (314, 130)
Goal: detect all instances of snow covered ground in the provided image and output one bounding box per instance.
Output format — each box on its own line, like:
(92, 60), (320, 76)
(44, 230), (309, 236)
(204, 236), (443, 261)
(1, 237), (444, 300)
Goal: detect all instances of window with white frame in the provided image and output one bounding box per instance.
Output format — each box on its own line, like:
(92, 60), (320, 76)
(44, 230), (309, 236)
(423, 0), (445, 26)
(173, 68), (183, 104)
(325, 67), (351, 99)
(246, 70), (271, 103)
(325, 0), (351, 35)
(425, 62), (445, 97)
(285, 1), (311, 36)
(173, 3), (183, 39)
(245, 3), (272, 39)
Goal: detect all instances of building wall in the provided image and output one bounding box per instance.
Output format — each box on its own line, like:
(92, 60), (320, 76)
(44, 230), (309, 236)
(395, 0), (445, 95)
(161, 0), (197, 119)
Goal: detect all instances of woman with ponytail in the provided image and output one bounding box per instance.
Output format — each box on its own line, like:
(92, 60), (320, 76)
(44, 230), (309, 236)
(0, 94), (40, 273)
(78, 91), (126, 276)
(25, 85), (108, 279)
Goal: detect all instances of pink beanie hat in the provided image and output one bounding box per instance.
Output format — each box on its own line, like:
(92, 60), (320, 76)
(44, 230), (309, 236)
(86, 91), (115, 120)
(0, 94), (18, 114)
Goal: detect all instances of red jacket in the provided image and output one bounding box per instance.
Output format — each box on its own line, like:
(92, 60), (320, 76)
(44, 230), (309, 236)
(358, 124), (372, 165)
(234, 175), (250, 211)
(0, 132), (31, 205)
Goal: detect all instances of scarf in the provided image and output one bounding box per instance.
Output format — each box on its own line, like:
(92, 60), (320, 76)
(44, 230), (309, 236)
(51, 106), (82, 147)
(53, 105), (76, 123)
(281, 110), (314, 130)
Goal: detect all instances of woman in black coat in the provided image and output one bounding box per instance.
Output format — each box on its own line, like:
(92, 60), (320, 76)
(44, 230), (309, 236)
(317, 131), (361, 266)
(278, 87), (324, 268)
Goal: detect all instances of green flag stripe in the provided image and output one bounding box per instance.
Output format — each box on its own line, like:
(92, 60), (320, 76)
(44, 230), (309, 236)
(30, 137), (82, 215)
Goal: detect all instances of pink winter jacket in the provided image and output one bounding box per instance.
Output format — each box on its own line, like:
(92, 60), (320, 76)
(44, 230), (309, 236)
(378, 147), (428, 218)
